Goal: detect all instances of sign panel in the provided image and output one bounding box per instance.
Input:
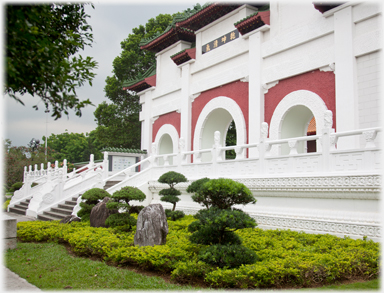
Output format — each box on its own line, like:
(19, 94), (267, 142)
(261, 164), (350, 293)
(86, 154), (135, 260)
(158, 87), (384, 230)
(202, 29), (239, 54)
(112, 156), (137, 171)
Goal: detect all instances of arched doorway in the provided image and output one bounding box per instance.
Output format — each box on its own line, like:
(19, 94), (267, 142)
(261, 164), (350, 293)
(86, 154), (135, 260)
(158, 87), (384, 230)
(269, 90), (328, 156)
(154, 124), (179, 165)
(280, 105), (315, 155)
(193, 97), (246, 162)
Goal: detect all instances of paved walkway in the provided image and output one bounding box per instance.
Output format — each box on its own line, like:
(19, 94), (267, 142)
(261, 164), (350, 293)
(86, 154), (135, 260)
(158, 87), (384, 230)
(3, 211), (41, 291)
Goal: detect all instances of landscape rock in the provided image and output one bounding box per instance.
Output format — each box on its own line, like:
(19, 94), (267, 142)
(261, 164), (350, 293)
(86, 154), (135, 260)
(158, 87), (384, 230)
(59, 215), (81, 224)
(89, 197), (117, 227)
(134, 204), (168, 247)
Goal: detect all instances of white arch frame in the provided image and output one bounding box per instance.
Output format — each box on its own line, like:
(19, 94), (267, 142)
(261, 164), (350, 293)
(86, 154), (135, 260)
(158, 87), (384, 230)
(154, 124), (179, 155)
(193, 96), (247, 151)
(269, 90), (329, 154)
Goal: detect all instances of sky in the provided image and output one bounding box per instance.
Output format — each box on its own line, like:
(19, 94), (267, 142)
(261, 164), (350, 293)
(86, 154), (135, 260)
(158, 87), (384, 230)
(2, 1), (195, 147)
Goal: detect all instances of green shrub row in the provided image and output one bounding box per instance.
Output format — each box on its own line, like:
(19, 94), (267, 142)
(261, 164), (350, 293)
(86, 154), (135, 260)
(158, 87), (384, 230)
(16, 217), (380, 289)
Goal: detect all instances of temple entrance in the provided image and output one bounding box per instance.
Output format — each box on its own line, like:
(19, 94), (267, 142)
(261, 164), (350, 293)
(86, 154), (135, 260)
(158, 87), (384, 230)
(158, 133), (173, 165)
(154, 124), (179, 165)
(193, 96), (247, 162)
(280, 105), (315, 155)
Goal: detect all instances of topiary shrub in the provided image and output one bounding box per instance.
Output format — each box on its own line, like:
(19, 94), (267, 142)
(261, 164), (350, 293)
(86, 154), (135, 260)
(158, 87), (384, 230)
(158, 171), (187, 220)
(188, 207), (256, 245)
(105, 186), (146, 230)
(78, 188), (110, 221)
(192, 178), (256, 209)
(188, 178), (257, 269)
(198, 244), (258, 269)
(186, 178), (211, 208)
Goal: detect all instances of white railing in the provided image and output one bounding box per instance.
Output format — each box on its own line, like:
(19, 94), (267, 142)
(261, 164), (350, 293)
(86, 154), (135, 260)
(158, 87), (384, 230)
(150, 116), (381, 180)
(11, 110), (381, 218)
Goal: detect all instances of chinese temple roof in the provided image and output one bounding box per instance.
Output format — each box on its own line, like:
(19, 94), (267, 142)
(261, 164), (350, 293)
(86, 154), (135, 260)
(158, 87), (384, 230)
(101, 147), (147, 154)
(313, 2), (345, 13)
(234, 5), (270, 35)
(170, 47), (196, 66)
(122, 64), (157, 91)
(139, 2), (268, 53)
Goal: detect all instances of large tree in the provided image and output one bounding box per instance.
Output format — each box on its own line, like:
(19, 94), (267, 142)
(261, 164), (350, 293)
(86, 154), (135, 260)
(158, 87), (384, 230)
(5, 4), (97, 120)
(94, 13), (174, 149)
(43, 130), (103, 163)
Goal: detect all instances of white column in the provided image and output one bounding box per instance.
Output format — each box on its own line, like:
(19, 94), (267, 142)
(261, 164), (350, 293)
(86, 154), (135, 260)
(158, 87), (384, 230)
(248, 30), (264, 158)
(334, 6), (359, 149)
(139, 89), (154, 155)
(180, 61), (194, 155)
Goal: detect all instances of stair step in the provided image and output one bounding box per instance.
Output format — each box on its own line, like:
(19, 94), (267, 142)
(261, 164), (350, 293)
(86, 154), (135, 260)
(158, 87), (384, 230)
(51, 207), (72, 215)
(37, 214), (57, 221)
(19, 201), (29, 207)
(42, 210), (66, 220)
(14, 204), (28, 210)
(58, 203), (76, 211)
(9, 207), (26, 215)
(64, 200), (77, 206)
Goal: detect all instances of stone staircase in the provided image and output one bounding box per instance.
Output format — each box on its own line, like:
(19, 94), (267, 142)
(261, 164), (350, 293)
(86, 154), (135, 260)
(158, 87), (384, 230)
(8, 198), (31, 215)
(37, 196), (78, 221)
(104, 180), (121, 190)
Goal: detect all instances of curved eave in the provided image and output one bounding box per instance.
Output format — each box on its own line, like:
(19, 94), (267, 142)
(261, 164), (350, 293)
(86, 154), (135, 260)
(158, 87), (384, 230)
(123, 75), (156, 93)
(171, 48), (196, 66)
(176, 3), (240, 31)
(140, 27), (195, 53)
(313, 2), (345, 13)
(235, 11), (270, 35)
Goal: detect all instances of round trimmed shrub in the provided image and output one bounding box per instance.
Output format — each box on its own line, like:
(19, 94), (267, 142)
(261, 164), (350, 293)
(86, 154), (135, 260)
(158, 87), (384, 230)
(198, 244), (258, 268)
(105, 186), (146, 230)
(158, 171), (187, 212)
(165, 209), (185, 221)
(78, 188), (110, 221)
(193, 178), (256, 209)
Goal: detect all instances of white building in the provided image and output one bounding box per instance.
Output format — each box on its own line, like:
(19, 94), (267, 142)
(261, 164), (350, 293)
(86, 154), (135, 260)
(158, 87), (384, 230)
(122, 2), (382, 240)
(10, 2), (382, 241)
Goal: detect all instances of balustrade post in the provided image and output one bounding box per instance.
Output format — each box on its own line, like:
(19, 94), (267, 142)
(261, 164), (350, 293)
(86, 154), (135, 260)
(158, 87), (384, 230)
(89, 154), (94, 169)
(63, 159), (68, 179)
(212, 131), (221, 177)
(40, 163), (44, 176)
(23, 166), (27, 183)
(321, 110), (333, 172)
(55, 161), (59, 170)
(102, 152), (109, 180)
(259, 122), (268, 174)
(47, 162), (51, 180)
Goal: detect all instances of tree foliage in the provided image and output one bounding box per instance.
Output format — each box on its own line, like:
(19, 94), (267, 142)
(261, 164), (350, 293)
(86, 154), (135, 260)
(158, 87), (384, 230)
(94, 13), (174, 148)
(158, 171), (187, 212)
(192, 178), (256, 210)
(105, 186), (146, 230)
(3, 140), (55, 189)
(43, 130), (103, 163)
(5, 4), (97, 120)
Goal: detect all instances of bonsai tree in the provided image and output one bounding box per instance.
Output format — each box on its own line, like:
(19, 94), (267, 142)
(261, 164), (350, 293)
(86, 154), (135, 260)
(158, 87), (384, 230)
(105, 186), (146, 230)
(188, 178), (258, 268)
(186, 177), (211, 208)
(78, 188), (110, 221)
(158, 171), (187, 220)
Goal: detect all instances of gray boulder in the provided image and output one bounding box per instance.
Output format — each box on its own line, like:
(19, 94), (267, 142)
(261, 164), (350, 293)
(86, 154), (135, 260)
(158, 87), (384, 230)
(59, 215), (81, 224)
(90, 197), (117, 228)
(134, 204), (168, 247)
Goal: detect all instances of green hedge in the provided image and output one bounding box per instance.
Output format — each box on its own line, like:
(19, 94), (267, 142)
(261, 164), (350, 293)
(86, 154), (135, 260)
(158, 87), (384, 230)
(16, 216), (380, 289)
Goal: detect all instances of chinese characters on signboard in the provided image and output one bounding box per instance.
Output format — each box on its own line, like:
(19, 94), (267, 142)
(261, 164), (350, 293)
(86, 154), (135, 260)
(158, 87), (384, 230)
(202, 29), (239, 54)
(112, 156), (136, 171)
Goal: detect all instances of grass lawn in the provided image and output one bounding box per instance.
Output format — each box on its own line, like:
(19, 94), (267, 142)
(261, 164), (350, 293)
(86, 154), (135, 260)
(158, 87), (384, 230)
(5, 242), (204, 291)
(5, 241), (379, 291)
